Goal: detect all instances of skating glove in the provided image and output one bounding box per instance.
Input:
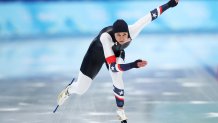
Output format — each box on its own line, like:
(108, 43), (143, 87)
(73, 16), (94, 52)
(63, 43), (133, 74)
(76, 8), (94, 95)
(167, 0), (178, 8)
(130, 59), (143, 68)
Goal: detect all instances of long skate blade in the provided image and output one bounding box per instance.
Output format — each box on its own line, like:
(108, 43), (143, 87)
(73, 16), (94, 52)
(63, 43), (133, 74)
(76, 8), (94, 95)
(53, 78), (75, 113)
(53, 105), (59, 113)
(69, 78), (75, 86)
(121, 120), (127, 123)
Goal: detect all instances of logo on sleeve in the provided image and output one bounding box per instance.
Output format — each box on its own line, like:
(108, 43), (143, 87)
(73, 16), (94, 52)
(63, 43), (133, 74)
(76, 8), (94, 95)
(151, 9), (158, 21)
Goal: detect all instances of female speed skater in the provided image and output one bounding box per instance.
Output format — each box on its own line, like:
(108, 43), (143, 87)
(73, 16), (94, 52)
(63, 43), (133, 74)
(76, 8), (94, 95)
(56, 0), (179, 122)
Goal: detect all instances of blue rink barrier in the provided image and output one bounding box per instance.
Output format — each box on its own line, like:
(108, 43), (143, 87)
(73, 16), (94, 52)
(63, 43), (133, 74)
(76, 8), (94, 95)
(0, 1), (218, 39)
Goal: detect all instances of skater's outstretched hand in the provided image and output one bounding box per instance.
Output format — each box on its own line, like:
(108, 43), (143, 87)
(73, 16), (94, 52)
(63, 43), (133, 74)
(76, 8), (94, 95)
(136, 60), (147, 68)
(131, 59), (147, 68)
(168, 0), (179, 8)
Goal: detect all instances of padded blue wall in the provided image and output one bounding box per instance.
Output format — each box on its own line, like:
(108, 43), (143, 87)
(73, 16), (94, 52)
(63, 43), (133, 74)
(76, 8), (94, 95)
(0, 1), (218, 39)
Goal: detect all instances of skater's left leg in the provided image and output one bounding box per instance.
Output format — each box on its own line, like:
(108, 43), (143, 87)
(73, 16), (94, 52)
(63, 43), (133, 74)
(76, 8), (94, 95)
(109, 57), (128, 121)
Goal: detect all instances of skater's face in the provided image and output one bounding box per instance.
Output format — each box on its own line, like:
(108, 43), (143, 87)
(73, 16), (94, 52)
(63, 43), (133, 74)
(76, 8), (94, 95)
(114, 32), (129, 45)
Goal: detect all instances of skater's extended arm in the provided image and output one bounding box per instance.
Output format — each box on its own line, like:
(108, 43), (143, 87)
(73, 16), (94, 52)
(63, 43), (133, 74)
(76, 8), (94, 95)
(100, 33), (147, 72)
(129, 0), (179, 39)
(107, 56), (146, 72)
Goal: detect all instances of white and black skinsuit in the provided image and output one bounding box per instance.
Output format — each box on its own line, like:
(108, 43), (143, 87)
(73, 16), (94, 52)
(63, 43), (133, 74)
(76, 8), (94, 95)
(67, 0), (178, 108)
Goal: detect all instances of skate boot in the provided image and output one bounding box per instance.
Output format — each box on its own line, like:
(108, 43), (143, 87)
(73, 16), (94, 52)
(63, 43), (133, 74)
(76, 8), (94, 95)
(57, 85), (71, 106)
(117, 109), (128, 123)
(58, 78), (75, 106)
(53, 78), (75, 113)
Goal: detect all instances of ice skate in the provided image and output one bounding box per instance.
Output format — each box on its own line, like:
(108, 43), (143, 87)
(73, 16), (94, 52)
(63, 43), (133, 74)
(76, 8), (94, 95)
(53, 78), (75, 113)
(57, 85), (71, 106)
(117, 109), (128, 123)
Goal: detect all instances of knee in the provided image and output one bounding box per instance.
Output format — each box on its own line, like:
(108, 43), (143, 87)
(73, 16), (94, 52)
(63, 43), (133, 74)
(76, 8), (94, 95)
(76, 82), (90, 95)
(113, 85), (125, 107)
(77, 91), (86, 95)
(116, 99), (124, 107)
(75, 72), (93, 95)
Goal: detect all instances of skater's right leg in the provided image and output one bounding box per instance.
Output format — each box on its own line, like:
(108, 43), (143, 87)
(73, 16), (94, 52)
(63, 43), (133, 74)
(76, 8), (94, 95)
(68, 71), (92, 95)
(57, 71), (93, 105)
(57, 40), (105, 105)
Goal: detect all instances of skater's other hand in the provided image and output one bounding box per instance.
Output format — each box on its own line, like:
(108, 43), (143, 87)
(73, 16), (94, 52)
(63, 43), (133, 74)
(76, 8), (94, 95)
(168, 0), (179, 7)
